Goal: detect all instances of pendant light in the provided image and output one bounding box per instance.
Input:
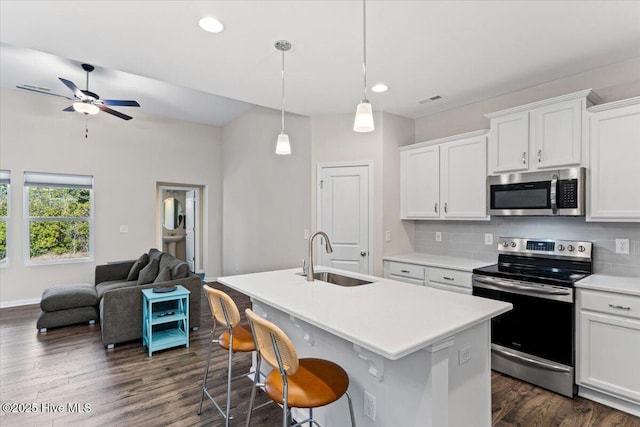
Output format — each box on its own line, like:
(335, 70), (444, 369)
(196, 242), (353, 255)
(353, 0), (374, 132)
(275, 40), (292, 155)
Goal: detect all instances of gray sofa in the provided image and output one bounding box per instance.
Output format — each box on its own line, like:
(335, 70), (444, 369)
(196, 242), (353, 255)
(95, 249), (202, 348)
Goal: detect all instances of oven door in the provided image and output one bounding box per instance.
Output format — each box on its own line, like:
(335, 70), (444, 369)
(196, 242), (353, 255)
(472, 275), (574, 366)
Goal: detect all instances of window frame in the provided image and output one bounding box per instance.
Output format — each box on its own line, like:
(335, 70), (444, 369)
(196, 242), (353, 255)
(0, 170), (9, 268)
(23, 172), (94, 266)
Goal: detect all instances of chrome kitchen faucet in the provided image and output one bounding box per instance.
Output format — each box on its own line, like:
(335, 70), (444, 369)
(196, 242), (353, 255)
(307, 231), (333, 282)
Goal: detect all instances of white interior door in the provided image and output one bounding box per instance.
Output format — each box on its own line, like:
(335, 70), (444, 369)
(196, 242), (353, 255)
(185, 190), (196, 272)
(318, 164), (370, 274)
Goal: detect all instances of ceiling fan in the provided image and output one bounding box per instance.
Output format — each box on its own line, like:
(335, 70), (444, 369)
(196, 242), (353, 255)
(17, 63), (140, 120)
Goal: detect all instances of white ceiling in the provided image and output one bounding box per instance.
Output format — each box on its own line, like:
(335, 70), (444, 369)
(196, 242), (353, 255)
(1, 1), (639, 126)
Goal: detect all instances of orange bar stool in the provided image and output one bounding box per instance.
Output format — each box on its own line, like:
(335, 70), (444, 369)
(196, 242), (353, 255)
(245, 308), (356, 427)
(197, 285), (258, 427)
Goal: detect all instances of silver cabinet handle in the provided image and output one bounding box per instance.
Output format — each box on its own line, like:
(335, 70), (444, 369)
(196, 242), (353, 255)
(443, 276), (455, 281)
(434, 202), (438, 213)
(537, 149), (542, 162)
(444, 202), (448, 213)
(609, 304), (631, 311)
(522, 152), (527, 164)
(400, 269), (410, 273)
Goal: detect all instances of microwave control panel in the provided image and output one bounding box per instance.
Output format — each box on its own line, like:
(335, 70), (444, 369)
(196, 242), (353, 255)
(557, 179), (578, 208)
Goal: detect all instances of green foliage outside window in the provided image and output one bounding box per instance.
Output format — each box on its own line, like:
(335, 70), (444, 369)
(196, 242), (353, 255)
(28, 187), (91, 261)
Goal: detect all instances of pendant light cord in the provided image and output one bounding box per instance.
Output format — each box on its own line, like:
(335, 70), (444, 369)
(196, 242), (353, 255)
(362, 0), (367, 101)
(281, 47), (286, 133)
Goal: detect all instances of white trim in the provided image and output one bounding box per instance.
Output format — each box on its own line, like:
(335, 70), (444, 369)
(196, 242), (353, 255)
(203, 276), (217, 283)
(587, 96), (640, 113)
(485, 89), (600, 118)
(401, 129), (488, 151)
(0, 297), (40, 308)
(316, 160), (374, 275)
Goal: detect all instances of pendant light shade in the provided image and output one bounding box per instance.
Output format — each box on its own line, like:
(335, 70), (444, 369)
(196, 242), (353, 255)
(275, 133), (291, 155)
(275, 40), (292, 155)
(353, 0), (374, 132)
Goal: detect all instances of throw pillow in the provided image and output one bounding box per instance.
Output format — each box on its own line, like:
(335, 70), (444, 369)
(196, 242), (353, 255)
(137, 258), (159, 285)
(148, 248), (163, 263)
(126, 253), (149, 281)
(154, 266), (172, 283)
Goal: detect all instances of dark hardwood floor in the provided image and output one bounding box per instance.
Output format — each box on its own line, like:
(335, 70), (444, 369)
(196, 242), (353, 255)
(1, 283), (638, 427)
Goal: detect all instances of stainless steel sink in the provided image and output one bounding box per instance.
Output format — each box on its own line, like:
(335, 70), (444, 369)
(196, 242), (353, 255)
(297, 271), (372, 287)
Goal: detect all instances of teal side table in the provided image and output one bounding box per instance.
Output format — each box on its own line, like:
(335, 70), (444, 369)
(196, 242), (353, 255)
(142, 285), (190, 357)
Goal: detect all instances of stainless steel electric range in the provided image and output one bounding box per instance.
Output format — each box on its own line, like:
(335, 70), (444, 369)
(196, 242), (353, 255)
(472, 237), (593, 397)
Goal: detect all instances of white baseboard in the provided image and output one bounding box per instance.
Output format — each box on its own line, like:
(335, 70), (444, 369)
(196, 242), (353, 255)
(203, 276), (218, 283)
(1, 298), (40, 309)
(578, 386), (640, 417)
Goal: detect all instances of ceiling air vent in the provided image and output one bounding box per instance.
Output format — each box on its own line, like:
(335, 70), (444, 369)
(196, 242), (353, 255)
(418, 94), (443, 104)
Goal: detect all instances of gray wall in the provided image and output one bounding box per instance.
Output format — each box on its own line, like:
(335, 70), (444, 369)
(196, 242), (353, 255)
(414, 218), (640, 277)
(222, 106), (312, 275)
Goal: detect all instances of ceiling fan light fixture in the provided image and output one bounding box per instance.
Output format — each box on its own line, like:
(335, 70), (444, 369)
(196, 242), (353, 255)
(354, 100), (375, 132)
(199, 16), (224, 33)
(73, 102), (99, 115)
(275, 133), (291, 155)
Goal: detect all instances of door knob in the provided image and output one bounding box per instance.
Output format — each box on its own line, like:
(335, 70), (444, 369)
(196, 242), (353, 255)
(360, 251), (367, 257)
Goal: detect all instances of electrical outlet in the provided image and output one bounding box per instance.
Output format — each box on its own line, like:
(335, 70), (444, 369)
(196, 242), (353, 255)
(385, 230), (391, 242)
(435, 231), (442, 242)
(119, 225), (128, 233)
(364, 391), (376, 421)
(304, 229), (310, 240)
(615, 238), (630, 254)
(485, 233), (493, 245)
(459, 345), (472, 365)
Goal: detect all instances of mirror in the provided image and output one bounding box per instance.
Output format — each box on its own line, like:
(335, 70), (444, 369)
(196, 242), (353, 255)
(163, 197), (184, 230)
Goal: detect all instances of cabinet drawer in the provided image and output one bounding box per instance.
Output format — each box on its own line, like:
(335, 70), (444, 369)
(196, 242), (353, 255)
(580, 289), (640, 320)
(388, 262), (425, 280)
(428, 267), (471, 289)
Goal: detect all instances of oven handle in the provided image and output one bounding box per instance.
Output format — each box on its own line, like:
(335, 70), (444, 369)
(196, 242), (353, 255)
(492, 346), (571, 373)
(473, 276), (571, 296)
(550, 174), (558, 214)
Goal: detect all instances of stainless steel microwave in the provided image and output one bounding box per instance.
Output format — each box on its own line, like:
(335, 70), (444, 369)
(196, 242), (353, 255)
(487, 167), (585, 216)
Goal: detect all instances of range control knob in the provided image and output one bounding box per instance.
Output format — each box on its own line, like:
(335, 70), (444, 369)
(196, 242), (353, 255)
(502, 241), (509, 247)
(557, 244), (565, 251)
(567, 245), (575, 252)
(510, 241), (517, 248)
(578, 245), (586, 253)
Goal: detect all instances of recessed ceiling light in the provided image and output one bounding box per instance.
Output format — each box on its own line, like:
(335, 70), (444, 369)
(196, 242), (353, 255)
(371, 83), (388, 93)
(199, 17), (224, 33)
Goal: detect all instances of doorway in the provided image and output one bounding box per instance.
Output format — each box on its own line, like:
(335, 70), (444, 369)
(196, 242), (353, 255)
(316, 162), (372, 275)
(157, 184), (203, 273)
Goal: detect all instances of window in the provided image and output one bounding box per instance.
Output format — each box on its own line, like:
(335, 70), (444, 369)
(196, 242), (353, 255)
(24, 172), (93, 264)
(0, 170), (9, 267)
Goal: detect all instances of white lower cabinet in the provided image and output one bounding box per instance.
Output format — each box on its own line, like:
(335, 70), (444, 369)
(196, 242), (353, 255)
(383, 260), (425, 286)
(577, 288), (640, 416)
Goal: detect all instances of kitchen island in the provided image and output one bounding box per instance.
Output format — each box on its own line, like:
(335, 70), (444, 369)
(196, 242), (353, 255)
(218, 267), (511, 427)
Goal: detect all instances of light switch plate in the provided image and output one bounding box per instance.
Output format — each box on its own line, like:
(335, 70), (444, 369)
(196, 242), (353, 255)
(385, 230), (391, 242)
(119, 225), (128, 233)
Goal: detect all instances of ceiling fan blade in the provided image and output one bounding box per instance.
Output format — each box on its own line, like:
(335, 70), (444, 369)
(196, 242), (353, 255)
(59, 78), (87, 100)
(16, 85), (73, 99)
(63, 106), (75, 112)
(98, 105), (133, 120)
(101, 99), (140, 107)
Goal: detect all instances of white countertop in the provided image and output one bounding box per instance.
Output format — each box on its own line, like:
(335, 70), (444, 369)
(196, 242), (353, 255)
(576, 274), (640, 297)
(218, 267), (511, 360)
(383, 253), (493, 272)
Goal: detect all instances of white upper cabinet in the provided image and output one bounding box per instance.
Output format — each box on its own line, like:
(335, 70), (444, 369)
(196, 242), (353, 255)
(401, 130), (488, 221)
(587, 98), (640, 222)
(486, 89), (599, 175)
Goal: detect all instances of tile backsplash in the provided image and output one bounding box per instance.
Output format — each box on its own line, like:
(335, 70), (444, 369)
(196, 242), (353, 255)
(414, 217), (640, 277)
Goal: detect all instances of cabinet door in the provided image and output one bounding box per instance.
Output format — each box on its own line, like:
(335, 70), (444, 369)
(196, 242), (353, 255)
(531, 99), (582, 169)
(578, 310), (640, 402)
(588, 103), (640, 221)
(401, 145), (440, 219)
(440, 136), (488, 219)
(488, 111), (529, 174)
